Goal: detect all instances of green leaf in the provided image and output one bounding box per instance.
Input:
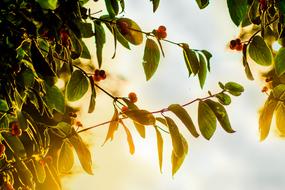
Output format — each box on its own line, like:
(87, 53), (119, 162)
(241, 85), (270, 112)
(167, 104), (199, 138)
(0, 115), (8, 130)
(66, 70), (89, 102)
(198, 101), (217, 140)
(276, 103), (285, 137)
(76, 22), (94, 38)
(122, 98), (139, 110)
(81, 40), (91, 59)
(154, 126), (163, 173)
(32, 160), (46, 184)
(103, 107), (119, 144)
(18, 69), (35, 89)
(17, 111), (28, 130)
(14, 158), (34, 188)
(275, 47), (285, 76)
(259, 95), (278, 141)
(224, 82), (244, 94)
(171, 134), (188, 176)
(151, 0), (160, 12)
(204, 99), (235, 133)
(50, 122), (72, 138)
(201, 50), (212, 71)
(105, 0), (119, 18)
(227, 0), (248, 26)
(36, 0), (58, 10)
(195, 0), (209, 9)
(114, 26), (130, 49)
(124, 109), (156, 125)
(142, 38), (161, 81)
(69, 132), (93, 175)
(45, 83), (65, 114)
(94, 22), (106, 68)
(122, 123), (135, 155)
(69, 30), (83, 59)
(165, 116), (184, 157)
(0, 99), (9, 112)
(2, 133), (26, 158)
(215, 93), (232, 105)
(133, 121), (145, 138)
(116, 18), (143, 45)
(273, 84), (285, 100)
(198, 53), (207, 88)
(156, 117), (168, 127)
(182, 44), (200, 75)
(248, 36), (273, 66)
(88, 76), (96, 113)
(58, 140), (74, 173)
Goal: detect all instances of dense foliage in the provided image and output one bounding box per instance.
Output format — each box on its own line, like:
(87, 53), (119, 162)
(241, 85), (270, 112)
(2, 0), (285, 189)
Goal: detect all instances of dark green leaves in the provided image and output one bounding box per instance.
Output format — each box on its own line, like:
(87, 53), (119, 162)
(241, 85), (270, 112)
(248, 36), (273, 66)
(198, 53), (207, 88)
(151, 0), (160, 12)
(168, 104), (199, 137)
(105, 0), (119, 18)
(198, 101), (216, 140)
(66, 70), (89, 101)
(94, 22), (106, 68)
(195, 0), (209, 9)
(182, 44), (199, 75)
(227, 0), (248, 26)
(0, 99), (9, 112)
(224, 81), (244, 96)
(275, 47), (285, 76)
(2, 133), (26, 158)
(142, 38), (160, 81)
(44, 83), (65, 114)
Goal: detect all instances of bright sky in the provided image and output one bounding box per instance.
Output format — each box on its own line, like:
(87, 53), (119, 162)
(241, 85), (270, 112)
(62, 1), (285, 190)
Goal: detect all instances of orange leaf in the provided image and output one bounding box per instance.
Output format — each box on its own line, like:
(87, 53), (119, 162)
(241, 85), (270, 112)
(103, 108), (119, 145)
(121, 121), (135, 155)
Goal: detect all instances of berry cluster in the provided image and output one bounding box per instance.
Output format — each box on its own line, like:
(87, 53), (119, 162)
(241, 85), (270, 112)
(229, 38), (243, 51)
(10, 121), (22, 137)
(154, 25), (167, 39)
(93, 69), (107, 82)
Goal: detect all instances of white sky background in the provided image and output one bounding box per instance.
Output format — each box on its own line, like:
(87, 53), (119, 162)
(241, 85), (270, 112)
(62, 1), (285, 190)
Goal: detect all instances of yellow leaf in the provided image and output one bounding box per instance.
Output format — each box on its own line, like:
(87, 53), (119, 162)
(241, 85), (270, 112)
(154, 126), (163, 173)
(165, 116), (184, 157)
(124, 109), (155, 125)
(122, 122), (135, 155)
(103, 108), (119, 144)
(172, 134), (188, 176)
(276, 103), (285, 137)
(133, 121), (146, 138)
(259, 96), (277, 141)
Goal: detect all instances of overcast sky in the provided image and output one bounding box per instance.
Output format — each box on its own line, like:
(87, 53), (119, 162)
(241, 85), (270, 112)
(62, 1), (285, 190)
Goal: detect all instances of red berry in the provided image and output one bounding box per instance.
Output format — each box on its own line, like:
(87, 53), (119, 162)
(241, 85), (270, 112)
(94, 69), (100, 76)
(229, 40), (236, 50)
(262, 86), (268, 93)
(0, 143), (6, 157)
(10, 122), (22, 137)
(158, 25), (166, 32)
(99, 70), (106, 80)
(39, 159), (46, 166)
(75, 121), (83, 127)
(235, 43), (243, 51)
(93, 74), (101, 82)
(117, 21), (129, 35)
(235, 38), (241, 44)
(121, 106), (128, 112)
(128, 92), (138, 103)
(4, 182), (14, 190)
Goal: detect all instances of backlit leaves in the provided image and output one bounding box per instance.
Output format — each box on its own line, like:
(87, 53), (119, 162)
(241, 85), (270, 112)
(36, 0), (58, 10)
(227, 0), (248, 26)
(124, 109), (155, 125)
(103, 107), (119, 144)
(275, 47), (285, 76)
(69, 132), (93, 175)
(94, 22), (106, 68)
(259, 95), (277, 141)
(198, 101), (217, 140)
(171, 135), (188, 176)
(165, 116), (184, 157)
(154, 126), (163, 172)
(276, 103), (285, 136)
(58, 140), (74, 173)
(142, 38), (160, 81)
(122, 122), (135, 155)
(0, 99), (9, 112)
(248, 36), (273, 66)
(66, 70), (89, 102)
(168, 104), (199, 138)
(116, 18), (143, 45)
